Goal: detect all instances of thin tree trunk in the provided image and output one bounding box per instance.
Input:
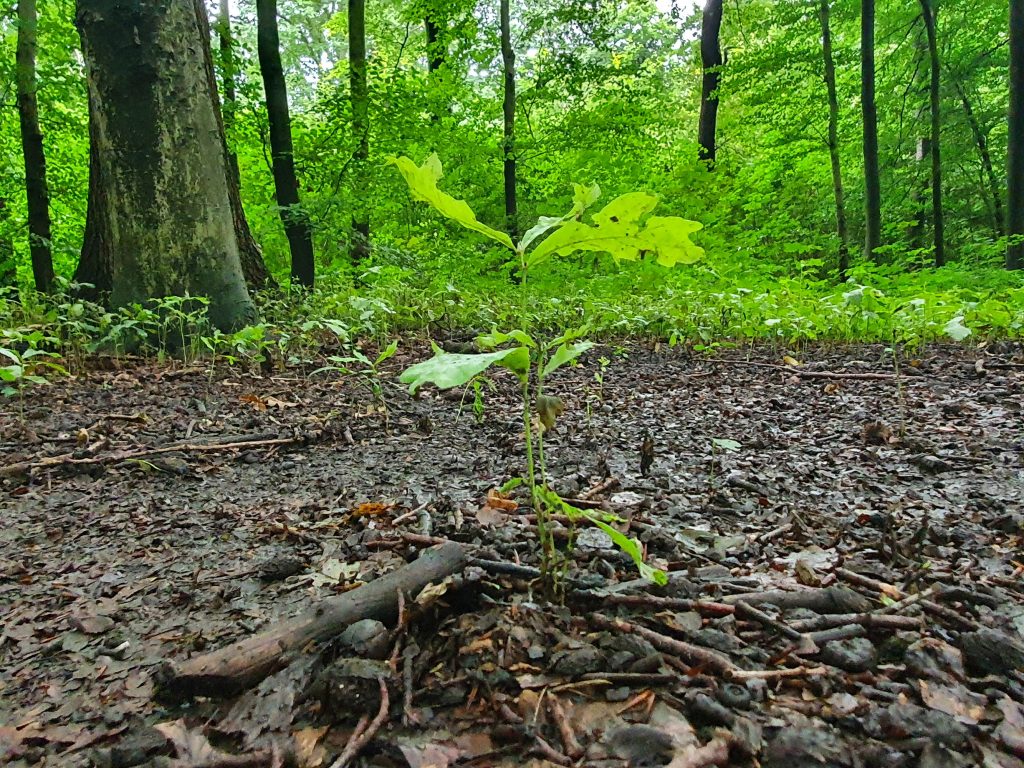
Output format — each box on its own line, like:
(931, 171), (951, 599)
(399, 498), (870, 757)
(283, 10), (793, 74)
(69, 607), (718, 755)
(425, 15), (445, 73)
(256, 0), (315, 286)
(1008, 0), (1024, 270)
(919, 0), (944, 267)
(0, 199), (14, 287)
(820, 0), (850, 281)
(908, 26), (928, 251)
(76, 0), (256, 331)
(500, 0), (517, 239)
(697, 0), (724, 167)
(16, 0), (54, 292)
(861, 0), (883, 261)
(349, 0), (371, 262)
(954, 80), (1004, 237)
(219, 0), (270, 289)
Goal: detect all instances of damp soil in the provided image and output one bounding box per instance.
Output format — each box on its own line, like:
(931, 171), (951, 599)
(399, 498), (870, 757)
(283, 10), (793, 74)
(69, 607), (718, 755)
(1, 342), (1023, 767)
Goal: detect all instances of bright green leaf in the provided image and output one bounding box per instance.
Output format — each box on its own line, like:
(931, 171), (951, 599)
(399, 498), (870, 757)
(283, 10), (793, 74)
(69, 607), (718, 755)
(400, 345), (530, 393)
(542, 341), (595, 378)
(389, 155), (515, 251)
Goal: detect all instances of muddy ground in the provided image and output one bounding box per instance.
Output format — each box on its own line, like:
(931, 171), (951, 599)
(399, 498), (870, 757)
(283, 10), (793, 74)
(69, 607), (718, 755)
(1, 342), (1023, 767)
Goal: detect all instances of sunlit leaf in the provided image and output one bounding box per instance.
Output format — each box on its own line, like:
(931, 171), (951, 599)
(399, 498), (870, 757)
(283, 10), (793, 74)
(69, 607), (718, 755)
(943, 316), (972, 341)
(389, 155), (515, 251)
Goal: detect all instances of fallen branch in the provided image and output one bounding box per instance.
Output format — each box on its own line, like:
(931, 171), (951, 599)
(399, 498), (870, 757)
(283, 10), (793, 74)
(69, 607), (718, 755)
(1, 435), (305, 478)
(157, 541), (469, 700)
(711, 359), (912, 381)
(722, 585), (870, 614)
(835, 568), (981, 631)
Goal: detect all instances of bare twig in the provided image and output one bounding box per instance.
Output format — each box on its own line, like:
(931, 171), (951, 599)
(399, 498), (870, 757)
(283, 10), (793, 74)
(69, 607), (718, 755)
(330, 678), (390, 768)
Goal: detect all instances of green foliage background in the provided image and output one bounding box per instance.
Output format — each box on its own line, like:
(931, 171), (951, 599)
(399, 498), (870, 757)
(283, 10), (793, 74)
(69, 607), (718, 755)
(0, 0), (1020, 343)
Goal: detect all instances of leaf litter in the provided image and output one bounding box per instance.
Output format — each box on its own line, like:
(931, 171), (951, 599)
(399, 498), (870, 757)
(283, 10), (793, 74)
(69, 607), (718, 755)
(1, 342), (1022, 767)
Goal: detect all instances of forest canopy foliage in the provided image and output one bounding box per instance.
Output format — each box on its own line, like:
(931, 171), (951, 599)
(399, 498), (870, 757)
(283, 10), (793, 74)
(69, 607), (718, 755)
(0, 0), (1021, 350)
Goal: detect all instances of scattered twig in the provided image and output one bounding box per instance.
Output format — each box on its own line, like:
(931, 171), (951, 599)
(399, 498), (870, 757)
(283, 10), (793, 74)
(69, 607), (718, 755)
(329, 678), (390, 768)
(590, 613), (738, 678)
(580, 475), (620, 500)
(572, 590), (736, 617)
(547, 695), (584, 759)
(835, 568), (982, 630)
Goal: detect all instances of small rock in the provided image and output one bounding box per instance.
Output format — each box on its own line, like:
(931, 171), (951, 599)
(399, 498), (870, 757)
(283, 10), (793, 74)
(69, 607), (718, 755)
(819, 637), (877, 672)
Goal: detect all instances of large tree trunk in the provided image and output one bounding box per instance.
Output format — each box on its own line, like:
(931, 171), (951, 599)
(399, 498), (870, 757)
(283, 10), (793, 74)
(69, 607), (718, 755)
(257, 0), (315, 287)
(919, 0), (944, 267)
(76, 0), (256, 331)
(1009, 0), (1024, 270)
(349, 0), (371, 262)
(72, 98), (112, 297)
(861, 0), (883, 261)
(820, 0), (849, 281)
(16, 0), (54, 293)
(697, 0), (723, 167)
(954, 80), (1004, 237)
(500, 0), (517, 239)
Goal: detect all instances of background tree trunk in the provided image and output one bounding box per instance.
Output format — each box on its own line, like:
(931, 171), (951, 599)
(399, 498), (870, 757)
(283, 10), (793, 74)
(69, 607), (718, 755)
(425, 13), (445, 74)
(820, 0), (849, 281)
(0, 199), (15, 287)
(919, 0), (944, 267)
(76, 0), (255, 330)
(1009, 0), (1024, 270)
(257, 0), (315, 286)
(954, 80), (1003, 237)
(861, 0), (883, 261)
(349, 0), (371, 261)
(500, 0), (517, 239)
(697, 0), (723, 167)
(16, 0), (54, 292)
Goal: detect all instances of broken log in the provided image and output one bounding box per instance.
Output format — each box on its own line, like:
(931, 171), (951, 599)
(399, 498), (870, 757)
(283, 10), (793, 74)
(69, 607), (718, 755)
(156, 541), (469, 700)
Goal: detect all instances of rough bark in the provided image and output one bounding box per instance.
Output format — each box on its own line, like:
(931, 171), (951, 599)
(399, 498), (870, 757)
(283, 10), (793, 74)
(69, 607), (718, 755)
(16, 0), (54, 293)
(349, 0), (371, 261)
(256, 0), (315, 287)
(1009, 0), (1024, 270)
(500, 0), (518, 239)
(919, 0), (945, 267)
(697, 0), (724, 167)
(820, 0), (850, 281)
(954, 80), (1004, 237)
(861, 0), (883, 261)
(76, 0), (256, 331)
(157, 541), (469, 699)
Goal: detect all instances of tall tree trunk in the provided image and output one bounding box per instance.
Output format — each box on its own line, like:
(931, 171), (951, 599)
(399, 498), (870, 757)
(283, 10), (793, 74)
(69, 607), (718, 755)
(954, 80), (1004, 237)
(500, 0), (517, 239)
(919, 0), (944, 267)
(349, 0), (371, 261)
(76, 0), (256, 331)
(908, 26), (929, 251)
(1009, 0), (1024, 270)
(861, 0), (883, 261)
(820, 0), (850, 281)
(257, 0), (315, 286)
(16, 0), (54, 293)
(215, 0), (270, 290)
(697, 0), (723, 167)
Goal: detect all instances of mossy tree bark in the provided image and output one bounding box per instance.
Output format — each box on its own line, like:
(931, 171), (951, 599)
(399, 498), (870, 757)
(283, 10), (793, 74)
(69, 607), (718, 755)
(16, 0), (54, 292)
(256, 0), (314, 286)
(76, 0), (256, 331)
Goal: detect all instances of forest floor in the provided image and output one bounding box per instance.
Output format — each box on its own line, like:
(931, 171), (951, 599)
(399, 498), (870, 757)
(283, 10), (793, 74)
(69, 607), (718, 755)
(1, 342), (1023, 768)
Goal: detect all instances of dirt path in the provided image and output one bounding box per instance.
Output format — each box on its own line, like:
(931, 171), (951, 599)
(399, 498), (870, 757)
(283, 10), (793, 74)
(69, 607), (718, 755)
(1, 343), (1022, 766)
